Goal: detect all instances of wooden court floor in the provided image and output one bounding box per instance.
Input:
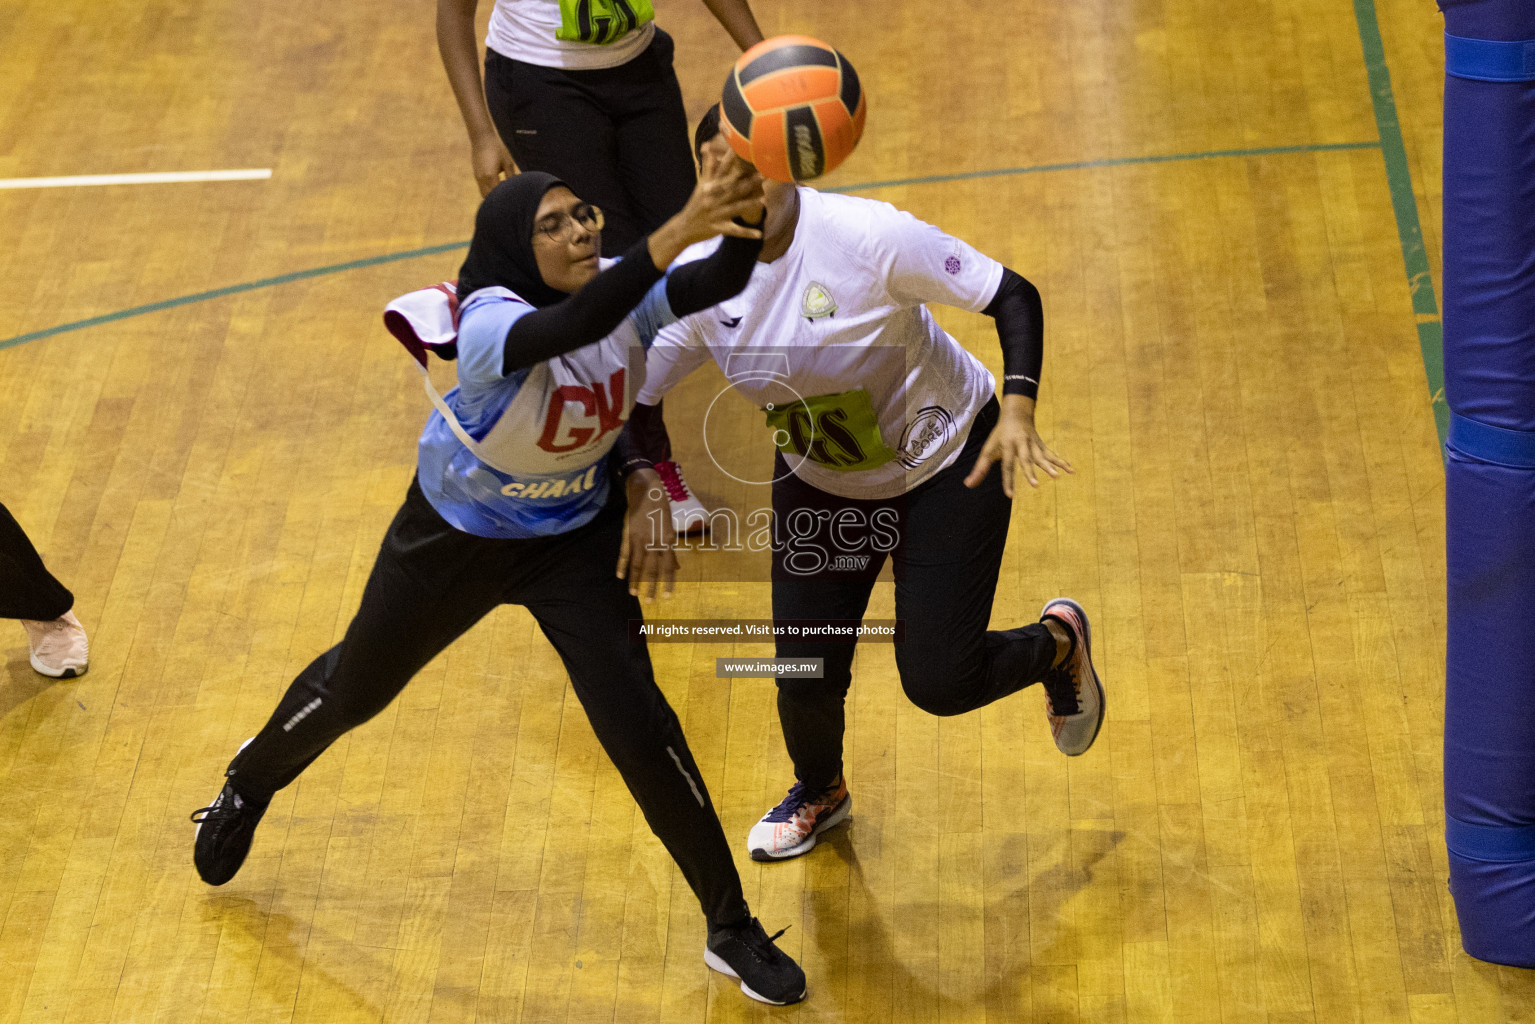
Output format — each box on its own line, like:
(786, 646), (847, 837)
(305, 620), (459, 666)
(2, 0), (1532, 1020)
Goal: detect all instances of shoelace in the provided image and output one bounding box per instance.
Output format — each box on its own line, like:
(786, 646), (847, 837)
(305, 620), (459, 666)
(1041, 665), (1082, 718)
(655, 461), (691, 503)
(189, 788), (232, 824)
(1040, 616), (1082, 717)
(725, 920), (791, 964)
(190, 771), (254, 824)
(761, 780), (840, 823)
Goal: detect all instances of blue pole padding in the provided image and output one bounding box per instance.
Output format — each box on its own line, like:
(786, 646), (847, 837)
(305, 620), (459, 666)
(1440, 0), (1535, 969)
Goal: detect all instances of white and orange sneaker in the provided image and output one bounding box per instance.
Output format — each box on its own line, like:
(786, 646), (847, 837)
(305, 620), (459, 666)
(655, 460), (709, 535)
(747, 776), (851, 861)
(22, 609), (89, 679)
(1038, 598), (1105, 756)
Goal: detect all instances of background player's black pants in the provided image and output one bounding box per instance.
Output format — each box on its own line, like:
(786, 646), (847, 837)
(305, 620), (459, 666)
(770, 397), (1060, 790)
(229, 478), (749, 927)
(0, 502), (73, 621)
(484, 30), (696, 255)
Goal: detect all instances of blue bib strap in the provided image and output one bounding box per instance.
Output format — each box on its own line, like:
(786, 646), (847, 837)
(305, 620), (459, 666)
(1447, 816), (1535, 863)
(1445, 33), (1535, 82)
(1447, 411), (1535, 468)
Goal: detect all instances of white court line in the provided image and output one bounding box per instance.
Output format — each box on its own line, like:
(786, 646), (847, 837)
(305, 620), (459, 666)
(0, 169), (272, 190)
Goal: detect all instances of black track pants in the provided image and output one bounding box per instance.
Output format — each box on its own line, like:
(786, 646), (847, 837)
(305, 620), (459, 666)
(229, 478), (749, 927)
(770, 398), (1060, 790)
(483, 30), (696, 255)
(0, 502), (73, 621)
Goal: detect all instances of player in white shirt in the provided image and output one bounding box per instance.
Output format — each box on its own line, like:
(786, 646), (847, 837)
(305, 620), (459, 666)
(630, 108), (1108, 861)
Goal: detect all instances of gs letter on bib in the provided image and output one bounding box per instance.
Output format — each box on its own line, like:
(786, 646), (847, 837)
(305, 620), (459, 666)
(556, 0), (655, 44)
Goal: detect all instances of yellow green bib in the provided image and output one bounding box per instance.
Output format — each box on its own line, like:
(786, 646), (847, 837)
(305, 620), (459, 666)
(764, 389), (899, 472)
(555, 0), (655, 45)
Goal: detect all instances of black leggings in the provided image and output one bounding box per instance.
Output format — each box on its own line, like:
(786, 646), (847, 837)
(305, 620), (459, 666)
(229, 478), (748, 927)
(770, 398), (1059, 789)
(483, 30), (696, 255)
(0, 502), (73, 621)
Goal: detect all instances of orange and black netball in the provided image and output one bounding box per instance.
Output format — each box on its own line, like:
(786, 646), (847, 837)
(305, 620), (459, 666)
(720, 35), (866, 183)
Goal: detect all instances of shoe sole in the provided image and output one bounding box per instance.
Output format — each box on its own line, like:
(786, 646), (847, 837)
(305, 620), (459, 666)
(1040, 598), (1106, 756)
(704, 949), (807, 1005)
(29, 653), (85, 678)
(749, 793), (852, 862)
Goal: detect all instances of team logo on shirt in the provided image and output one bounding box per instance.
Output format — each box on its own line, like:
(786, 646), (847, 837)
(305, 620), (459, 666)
(500, 465), (601, 500)
(895, 405), (956, 468)
(944, 254), (962, 275)
(801, 281), (837, 320)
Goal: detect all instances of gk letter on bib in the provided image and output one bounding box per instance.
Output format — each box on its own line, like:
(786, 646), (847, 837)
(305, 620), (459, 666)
(764, 389), (899, 472)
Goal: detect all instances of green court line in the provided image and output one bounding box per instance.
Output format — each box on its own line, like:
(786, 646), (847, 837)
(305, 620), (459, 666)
(1, 140), (1381, 354)
(1352, 0), (1448, 445)
(0, 240), (472, 353)
(821, 140), (1381, 193)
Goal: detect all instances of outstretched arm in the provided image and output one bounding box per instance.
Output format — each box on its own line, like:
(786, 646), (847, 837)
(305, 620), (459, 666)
(437, 0), (518, 196)
(497, 151), (763, 375)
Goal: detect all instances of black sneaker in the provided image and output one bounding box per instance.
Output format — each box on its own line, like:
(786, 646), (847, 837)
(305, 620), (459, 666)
(191, 774), (269, 886)
(705, 917), (807, 1005)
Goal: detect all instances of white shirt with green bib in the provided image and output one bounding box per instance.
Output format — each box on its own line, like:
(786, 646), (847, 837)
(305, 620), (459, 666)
(637, 187), (1006, 501)
(487, 0), (656, 69)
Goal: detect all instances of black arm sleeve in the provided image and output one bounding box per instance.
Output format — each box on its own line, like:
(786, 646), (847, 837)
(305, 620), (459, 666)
(621, 398), (671, 472)
(982, 267), (1044, 400)
(663, 233), (763, 318)
(500, 238), (663, 376)
(610, 416), (656, 481)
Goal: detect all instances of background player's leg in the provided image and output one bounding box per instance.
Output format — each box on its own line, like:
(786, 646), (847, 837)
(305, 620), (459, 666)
(0, 500), (74, 621)
(516, 504), (749, 929)
(228, 479), (511, 799)
(1, 500), (88, 678)
(892, 399), (1059, 716)
(482, 51), (646, 253)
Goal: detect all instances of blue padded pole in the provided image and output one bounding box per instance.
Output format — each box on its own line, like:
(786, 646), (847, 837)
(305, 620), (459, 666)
(1440, 0), (1535, 968)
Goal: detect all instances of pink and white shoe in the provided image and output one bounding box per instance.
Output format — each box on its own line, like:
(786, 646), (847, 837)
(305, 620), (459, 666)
(1038, 598), (1105, 756)
(747, 776), (851, 861)
(22, 609), (89, 678)
(655, 460), (710, 535)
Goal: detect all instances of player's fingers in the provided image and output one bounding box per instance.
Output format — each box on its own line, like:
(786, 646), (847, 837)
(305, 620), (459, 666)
(1018, 443), (1039, 489)
(476, 173), (497, 197)
(1000, 442), (1017, 497)
(1031, 439), (1060, 477)
(965, 444), (999, 488)
(718, 221), (764, 239)
(662, 551), (678, 599)
(645, 547), (669, 601)
(617, 522), (632, 579)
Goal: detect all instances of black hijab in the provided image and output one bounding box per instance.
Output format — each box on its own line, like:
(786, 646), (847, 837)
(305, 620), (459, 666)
(456, 172), (570, 307)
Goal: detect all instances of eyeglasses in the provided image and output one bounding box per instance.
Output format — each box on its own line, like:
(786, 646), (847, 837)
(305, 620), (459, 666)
(534, 203), (604, 241)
